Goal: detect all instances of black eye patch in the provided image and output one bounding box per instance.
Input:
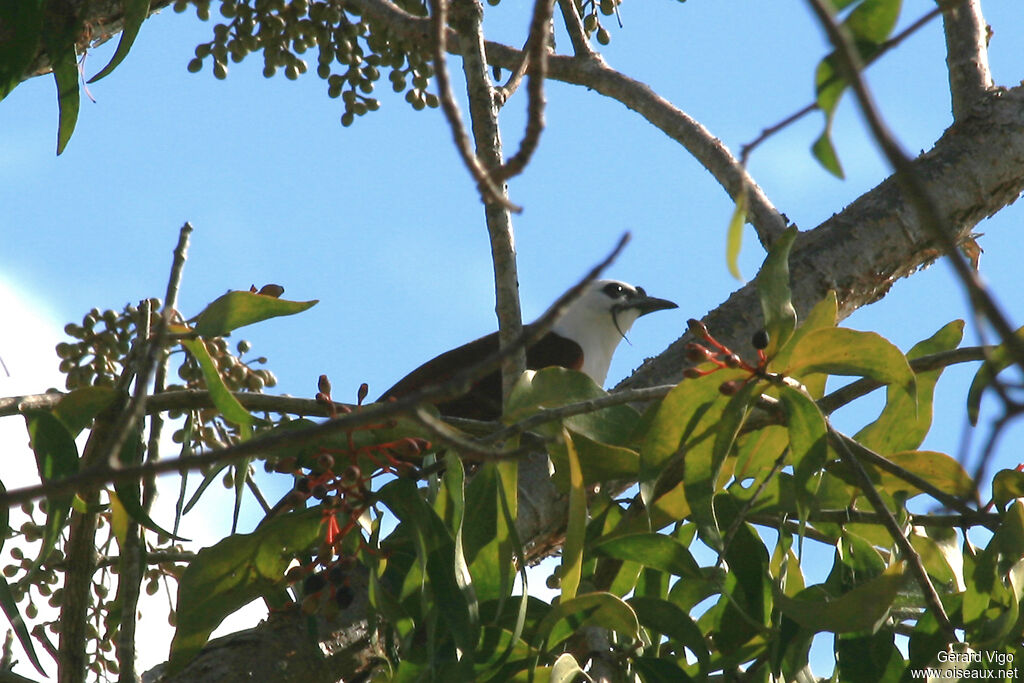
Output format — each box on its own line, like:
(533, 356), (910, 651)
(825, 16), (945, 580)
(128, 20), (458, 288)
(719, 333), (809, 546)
(602, 282), (626, 298)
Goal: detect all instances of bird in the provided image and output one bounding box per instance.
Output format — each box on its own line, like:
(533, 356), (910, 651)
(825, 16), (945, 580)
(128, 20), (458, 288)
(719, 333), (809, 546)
(379, 279), (678, 420)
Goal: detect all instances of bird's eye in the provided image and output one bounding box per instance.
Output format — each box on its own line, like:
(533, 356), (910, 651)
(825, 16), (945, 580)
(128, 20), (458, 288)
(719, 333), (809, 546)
(602, 282), (626, 298)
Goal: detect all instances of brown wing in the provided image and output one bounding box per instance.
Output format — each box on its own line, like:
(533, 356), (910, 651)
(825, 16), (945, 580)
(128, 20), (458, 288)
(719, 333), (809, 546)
(378, 325), (584, 420)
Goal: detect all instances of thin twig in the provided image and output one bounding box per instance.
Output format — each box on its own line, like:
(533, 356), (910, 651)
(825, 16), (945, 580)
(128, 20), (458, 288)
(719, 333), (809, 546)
(741, 6), (943, 162)
(826, 421), (956, 639)
(494, 0), (554, 182)
(482, 384), (674, 443)
(0, 234), (630, 509)
(556, 0), (596, 59)
(412, 407), (539, 462)
(805, 0), (1024, 380)
(817, 346), (988, 415)
(427, 0), (521, 212)
(345, 0), (789, 248)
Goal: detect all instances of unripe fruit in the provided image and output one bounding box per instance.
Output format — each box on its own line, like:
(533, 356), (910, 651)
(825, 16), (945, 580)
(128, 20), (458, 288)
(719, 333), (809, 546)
(334, 585), (354, 609)
(303, 572), (327, 595)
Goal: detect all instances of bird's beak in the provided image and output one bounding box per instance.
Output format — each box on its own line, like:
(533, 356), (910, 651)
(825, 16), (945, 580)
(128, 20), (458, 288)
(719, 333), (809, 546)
(628, 294), (678, 317)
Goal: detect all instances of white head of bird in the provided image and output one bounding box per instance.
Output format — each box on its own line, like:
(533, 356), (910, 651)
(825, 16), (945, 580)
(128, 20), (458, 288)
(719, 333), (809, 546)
(551, 279), (678, 386)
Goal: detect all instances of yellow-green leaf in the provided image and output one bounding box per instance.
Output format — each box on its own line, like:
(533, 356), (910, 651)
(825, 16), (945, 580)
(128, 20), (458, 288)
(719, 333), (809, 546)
(786, 327), (916, 402)
(756, 225), (798, 355)
(167, 507), (324, 674)
(192, 290), (318, 338)
(726, 190), (748, 281)
(777, 562), (905, 633)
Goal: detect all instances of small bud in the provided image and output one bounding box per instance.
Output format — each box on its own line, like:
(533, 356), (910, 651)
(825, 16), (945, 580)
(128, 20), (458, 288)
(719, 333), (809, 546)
(719, 379), (744, 396)
(258, 284), (285, 297)
(316, 452), (335, 471)
(315, 392), (331, 404)
(724, 354), (742, 368)
(285, 566), (306, 583)
(687, 318), (710, 338)
(334, 585), (354, 609)
(752, 329), (770, 350)
(684, 343), (713, 363)
(295, 477), (312, 494)
(394, 438), (421, 459)
(303, 572), (327, 595)
(318, 374), (331, 396)
(328, 564), (347, 585)
(683, 367), (703, 379)
(357, 383), (369, 404)
(300, 594), (319, 615)
(312, 484), (329, 499)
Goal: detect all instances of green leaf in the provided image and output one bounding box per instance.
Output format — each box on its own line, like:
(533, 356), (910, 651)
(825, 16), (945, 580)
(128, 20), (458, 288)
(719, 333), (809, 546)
(966, 326), (1024, 425)
(779, 385), (829, 505)
(41, 0), (82, 155)
(180, 337), (253, 433)
(785, 327), (916, 402)
(87, 0), (150, 82)
(22, 412), (79, 585)
(632, 656), (694, 683)
(0, 1), (44, 101)
(836, 628), (904, 682)
(864, 450), (972, 500)
(191, 290), (317, 337)
(52, 385), (117, 435)
(726, 190), (748, 281)
(534, 592), (639, 650)
(0, 574), (47, 676)
(591, 533), (701, 579)
(504, 367), (640, 445)
(167, 507), (324, 674)
(111, 425), (190, 541)
(769, 290), (838, 380)
(638, 369), (745, 503)
(685, 380), (761, 549)
(776, 562), (904, 633)
(0, 479), (48, 676)
(629, 596), (709, 670)
(812, 126), (844, 179)
(811, 0), (902, 176)
(844, 0), (902, 45)
(549, 653), (585, 683)
(755, 225), (798, 355)
(550, 431), (638, 487)
(993, 469), (1024, 511)
(561, 430), (586, 600)
(855, 320), (963, 454)
(377, 478), (479, 660)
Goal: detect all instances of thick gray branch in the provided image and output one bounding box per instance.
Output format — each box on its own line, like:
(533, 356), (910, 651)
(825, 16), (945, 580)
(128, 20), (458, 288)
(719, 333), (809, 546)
(620, 85), (1024, 391)
(941, 0), (993, 120)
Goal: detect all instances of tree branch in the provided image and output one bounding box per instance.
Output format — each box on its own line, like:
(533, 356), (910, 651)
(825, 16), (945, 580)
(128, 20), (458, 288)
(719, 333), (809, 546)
(345, 0), (789, 248)
(426, 0), (518, 210)
(941, 0), (993, 120)
(447, 0), (527, 406)
(493, 0), (554, 183)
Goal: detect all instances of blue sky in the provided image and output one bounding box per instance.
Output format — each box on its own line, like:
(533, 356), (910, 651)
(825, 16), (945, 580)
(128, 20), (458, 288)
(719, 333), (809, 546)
(2, 0), (1024, 675)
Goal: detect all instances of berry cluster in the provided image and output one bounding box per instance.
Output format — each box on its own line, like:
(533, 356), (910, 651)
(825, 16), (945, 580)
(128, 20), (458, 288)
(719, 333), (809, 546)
(56, 300), (161, 390)
(682, 319), (772, 395)
(268, 375), (431, 617)
(578, 0), (623, 46)
(177, 0), (438, 127)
